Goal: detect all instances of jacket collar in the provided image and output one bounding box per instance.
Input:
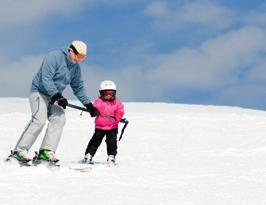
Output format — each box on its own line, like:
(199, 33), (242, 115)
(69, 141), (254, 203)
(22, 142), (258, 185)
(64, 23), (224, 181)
(62, 47), (77, 67)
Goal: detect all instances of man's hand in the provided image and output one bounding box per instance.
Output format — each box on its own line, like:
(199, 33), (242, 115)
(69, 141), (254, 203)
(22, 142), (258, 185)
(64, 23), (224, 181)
(51, 93), (68, 109)
(85, 103), (99, 117)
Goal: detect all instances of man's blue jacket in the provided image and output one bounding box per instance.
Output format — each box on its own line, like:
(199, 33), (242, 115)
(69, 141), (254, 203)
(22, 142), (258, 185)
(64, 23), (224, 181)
(31, 47), (90, 105)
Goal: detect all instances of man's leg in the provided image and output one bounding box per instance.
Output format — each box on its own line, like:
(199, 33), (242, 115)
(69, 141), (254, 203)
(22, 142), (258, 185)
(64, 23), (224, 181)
(39, 103), (65, 152)
(15, 92), (48, 152)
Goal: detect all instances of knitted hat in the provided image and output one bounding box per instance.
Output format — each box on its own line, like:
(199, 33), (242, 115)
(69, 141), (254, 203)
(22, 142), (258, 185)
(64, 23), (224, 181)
(69, 40), (87, 55)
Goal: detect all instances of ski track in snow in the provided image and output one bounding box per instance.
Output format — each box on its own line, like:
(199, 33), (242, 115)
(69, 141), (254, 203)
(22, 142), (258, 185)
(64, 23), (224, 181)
(1, 98), (266, 205)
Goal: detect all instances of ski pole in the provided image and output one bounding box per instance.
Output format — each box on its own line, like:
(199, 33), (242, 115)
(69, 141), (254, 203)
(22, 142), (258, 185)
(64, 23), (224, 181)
(67, 103), (129, 140)
(67, 103), (128, 124)
(67, 103), (88, 112)
(118, 118), (129, 141)
(104, 116), (129, 140)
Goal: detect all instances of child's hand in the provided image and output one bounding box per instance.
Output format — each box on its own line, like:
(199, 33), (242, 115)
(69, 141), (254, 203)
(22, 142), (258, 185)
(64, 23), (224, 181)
(115, 112), (124, 122)
(85, 103), (99, 117)
(120, 118), (128, 123)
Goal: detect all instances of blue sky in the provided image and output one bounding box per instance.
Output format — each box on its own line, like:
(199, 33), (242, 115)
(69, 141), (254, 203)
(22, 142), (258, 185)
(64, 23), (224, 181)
(1, 0), (266, 110)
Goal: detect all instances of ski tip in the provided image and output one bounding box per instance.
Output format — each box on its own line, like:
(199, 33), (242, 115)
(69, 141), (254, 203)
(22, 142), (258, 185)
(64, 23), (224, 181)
(71, 166), (92, 173)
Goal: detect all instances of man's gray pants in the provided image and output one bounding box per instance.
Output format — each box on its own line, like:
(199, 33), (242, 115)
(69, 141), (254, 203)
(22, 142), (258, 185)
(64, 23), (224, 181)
(15, 92), (66, 153)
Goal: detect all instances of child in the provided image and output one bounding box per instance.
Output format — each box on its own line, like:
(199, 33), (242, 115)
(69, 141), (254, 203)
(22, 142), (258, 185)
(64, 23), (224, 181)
(83, 80), (125, 164)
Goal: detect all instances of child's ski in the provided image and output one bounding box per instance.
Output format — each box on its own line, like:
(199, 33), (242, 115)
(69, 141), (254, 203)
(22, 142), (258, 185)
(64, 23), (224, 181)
(68, 165), (92, 173)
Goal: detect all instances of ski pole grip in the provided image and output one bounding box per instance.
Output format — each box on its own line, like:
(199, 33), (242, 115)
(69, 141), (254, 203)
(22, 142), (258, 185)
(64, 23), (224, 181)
(120, 118), (128, 124)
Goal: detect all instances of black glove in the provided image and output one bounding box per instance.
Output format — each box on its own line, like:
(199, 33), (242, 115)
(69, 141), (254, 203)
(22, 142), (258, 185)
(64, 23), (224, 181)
(120, 118), (128, 124)
(85, 103), (99, 117)
(51, 93), (68, 109)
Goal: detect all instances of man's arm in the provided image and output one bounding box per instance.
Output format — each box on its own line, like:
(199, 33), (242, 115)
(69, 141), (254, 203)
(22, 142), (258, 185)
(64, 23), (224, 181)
(41, 53), (59, 96)
(70, 65), (91, 105)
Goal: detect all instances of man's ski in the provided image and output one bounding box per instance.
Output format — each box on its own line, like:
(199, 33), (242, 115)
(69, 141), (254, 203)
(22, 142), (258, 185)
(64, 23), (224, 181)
(32, 154), (91, 173)
(32, 159), (60, 168)
(32, 151), (60, 169)
(5, 151), (31, 167)
(5, 151), (92, 172)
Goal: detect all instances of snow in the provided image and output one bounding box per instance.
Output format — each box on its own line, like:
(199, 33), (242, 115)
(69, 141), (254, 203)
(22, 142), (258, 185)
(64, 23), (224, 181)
(1, 98), (266, 205)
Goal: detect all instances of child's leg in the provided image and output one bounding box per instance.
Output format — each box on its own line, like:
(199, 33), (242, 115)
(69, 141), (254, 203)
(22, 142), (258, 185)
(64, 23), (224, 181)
(105, 129), (118, 156)
(85, 129), (106, 157)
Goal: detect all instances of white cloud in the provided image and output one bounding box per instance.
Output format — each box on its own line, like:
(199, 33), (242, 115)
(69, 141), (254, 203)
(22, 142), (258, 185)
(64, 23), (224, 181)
(3, 26), (266, 103)
(0, 0), (88, 28)
(81, 26), (266, 101)
(145, 1), (236, 30)
(144, 2), (167, 18)
(181, 2), (236, 29)
(0, 55), (43, 96)
(246, 57), (266, 83)
(0, 0), (136, 28)
(212, 84), (266, 108)
(245, 11), (266, 26)
(80, 64), (155, 102)
(148, 26), (266, 92)
(1, 0), (266, 107)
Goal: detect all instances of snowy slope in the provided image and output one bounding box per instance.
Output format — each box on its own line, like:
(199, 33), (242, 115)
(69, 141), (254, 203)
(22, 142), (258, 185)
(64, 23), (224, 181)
(1, 98), (266, 205)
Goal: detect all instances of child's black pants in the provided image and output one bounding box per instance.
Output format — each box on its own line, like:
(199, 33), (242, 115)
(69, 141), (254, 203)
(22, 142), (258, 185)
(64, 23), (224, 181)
(85, 128), (118, 157)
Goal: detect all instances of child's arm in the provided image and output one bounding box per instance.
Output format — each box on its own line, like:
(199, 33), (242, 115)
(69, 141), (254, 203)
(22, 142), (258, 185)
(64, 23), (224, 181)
(92, 98), (100, 110)
(115, 101), (125, 122)
(85, 99), (100, 117)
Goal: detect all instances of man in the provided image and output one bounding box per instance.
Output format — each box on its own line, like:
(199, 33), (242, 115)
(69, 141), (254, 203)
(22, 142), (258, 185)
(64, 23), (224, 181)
(10, 40), (97, 163)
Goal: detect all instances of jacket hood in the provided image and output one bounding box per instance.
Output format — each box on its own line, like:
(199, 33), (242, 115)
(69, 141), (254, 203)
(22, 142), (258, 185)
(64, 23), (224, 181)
(61, 47), (75, 66)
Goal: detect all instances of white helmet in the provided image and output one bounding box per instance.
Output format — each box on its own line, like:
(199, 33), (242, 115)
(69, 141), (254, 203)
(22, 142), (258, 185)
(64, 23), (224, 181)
(99, 80), (116, 91)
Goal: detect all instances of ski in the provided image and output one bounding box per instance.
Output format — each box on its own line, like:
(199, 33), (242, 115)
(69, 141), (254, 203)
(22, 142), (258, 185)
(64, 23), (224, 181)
(5, 151), (32, 167)
(5, 155), (92, 173)
(5, 151), (92, 172)
(5, 158), (32, 167)
(28, 160), (92, 172)
(32, 158), (92, 173)
(80, 160), (117, 167)
(32, 159), (60, 168)
(67, 164), (92, 173)
(31, 151), (60, 168)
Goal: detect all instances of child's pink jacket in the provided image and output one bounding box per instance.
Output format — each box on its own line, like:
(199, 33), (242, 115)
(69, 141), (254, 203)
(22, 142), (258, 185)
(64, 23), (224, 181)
(93, 98), (125, 130)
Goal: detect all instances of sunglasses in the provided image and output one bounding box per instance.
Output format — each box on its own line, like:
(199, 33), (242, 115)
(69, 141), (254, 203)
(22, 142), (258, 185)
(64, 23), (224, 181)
(75, 53), (86, 61)
(70, 49), (86, 61)
(102, 90), (115, 96)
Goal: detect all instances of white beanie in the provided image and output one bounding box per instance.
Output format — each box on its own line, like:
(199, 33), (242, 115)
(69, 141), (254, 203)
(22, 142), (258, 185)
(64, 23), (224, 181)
(70, 40), (87, 55)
